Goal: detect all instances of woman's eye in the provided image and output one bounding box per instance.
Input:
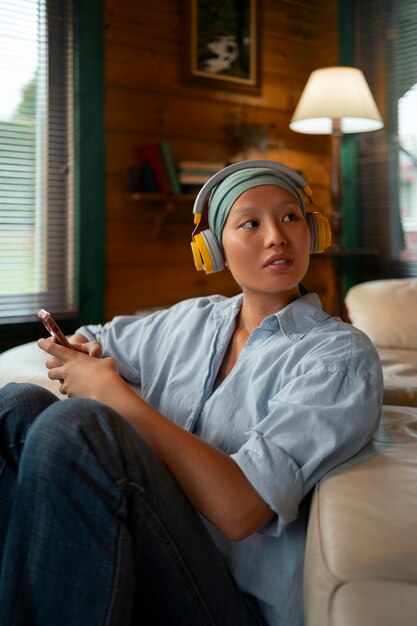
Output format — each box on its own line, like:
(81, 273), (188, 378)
(282, 213), (296, 222)
(241, 219), (259, 229)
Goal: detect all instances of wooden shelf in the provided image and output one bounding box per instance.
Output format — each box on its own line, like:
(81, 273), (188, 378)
(127, 192), (195, 202)
(127, 192), (196, 237)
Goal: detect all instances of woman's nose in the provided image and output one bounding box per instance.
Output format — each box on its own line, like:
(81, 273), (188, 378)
(264, 222), (287, 247)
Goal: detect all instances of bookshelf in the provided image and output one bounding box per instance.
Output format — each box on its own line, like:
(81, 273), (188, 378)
(128, 149), (224, 238)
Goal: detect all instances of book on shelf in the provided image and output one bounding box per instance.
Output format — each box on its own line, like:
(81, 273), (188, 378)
(140, 161), (159, 192)
(176, 159), (226, 191)
(159, 141), (181, 194)
(137, 141), (181, 195)
(177, 160), (225, 172)
(137, 143), (172, 194)
(128, 162), (159, 193)
(178, 172), (216, 185)
(130, 148), (224, 196)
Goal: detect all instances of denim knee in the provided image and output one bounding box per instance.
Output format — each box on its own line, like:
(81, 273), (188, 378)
(23, 397), (130, 481)
(22, 397), (163, 502)
(24, 396), (115, 451)
(0, 383), (59, 446)
(19, 397), (132, 519)
(0, 382), (58, 413)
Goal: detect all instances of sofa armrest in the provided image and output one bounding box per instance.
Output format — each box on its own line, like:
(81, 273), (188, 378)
(304, 404), (417, 626)
(345, 279), (417, 407)
(0, 341), (63, 397)
(345, 278), (417, 350)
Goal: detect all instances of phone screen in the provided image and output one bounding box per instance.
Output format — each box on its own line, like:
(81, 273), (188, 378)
(36, 309), (73, 349)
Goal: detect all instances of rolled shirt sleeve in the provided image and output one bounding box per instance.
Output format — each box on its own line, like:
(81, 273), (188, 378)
(232, 360), (382, 536)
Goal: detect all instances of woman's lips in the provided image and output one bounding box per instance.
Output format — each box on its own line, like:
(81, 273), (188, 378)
(262, 255), (293, 273)
(264, 255), (292, 268)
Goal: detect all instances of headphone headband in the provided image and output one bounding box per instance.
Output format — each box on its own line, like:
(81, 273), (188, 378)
(192, 159), (312, 223)
(190, 159), (332, 274)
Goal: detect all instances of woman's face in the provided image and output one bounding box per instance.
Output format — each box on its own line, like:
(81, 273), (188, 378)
(221, 185), (310, 305)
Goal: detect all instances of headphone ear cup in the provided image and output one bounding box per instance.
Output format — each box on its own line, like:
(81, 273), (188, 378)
(306, 211), (332, 254)
(191, 229), (224, 274)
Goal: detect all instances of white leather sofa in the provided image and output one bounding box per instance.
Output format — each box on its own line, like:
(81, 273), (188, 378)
(0, 340), (63, 397)
(305, 278), (417, 626)
(304, 402), (417, 626)
(345, 278), (417, 408)
(1, 280), (417, 626)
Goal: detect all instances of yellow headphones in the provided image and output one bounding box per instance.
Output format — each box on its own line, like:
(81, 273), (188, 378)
(191, 160), (332, 274)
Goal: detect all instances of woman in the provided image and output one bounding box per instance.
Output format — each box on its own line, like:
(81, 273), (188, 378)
(0, 162), (383, 626)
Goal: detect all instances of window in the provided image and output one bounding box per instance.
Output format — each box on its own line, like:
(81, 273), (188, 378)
(355, 0), (417, 275)
(0, 0), (75, 322)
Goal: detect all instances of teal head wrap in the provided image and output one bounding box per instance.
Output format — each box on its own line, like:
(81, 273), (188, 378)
(208, 167), (306, 251)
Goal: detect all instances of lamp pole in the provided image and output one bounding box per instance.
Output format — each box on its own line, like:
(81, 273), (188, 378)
(330, 118), (343, 250)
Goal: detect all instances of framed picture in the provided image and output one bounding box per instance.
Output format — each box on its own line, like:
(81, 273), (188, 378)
(185, 0), (261, 95)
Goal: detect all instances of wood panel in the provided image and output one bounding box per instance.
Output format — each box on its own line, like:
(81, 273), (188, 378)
(105, 264), (240, 320)
(103, 0), (339, 319)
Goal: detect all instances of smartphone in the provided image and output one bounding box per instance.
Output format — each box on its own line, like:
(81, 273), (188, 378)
(36, 309), (73, 349)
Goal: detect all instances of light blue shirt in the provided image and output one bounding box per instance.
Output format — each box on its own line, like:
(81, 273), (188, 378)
(77, 293), (383, 626)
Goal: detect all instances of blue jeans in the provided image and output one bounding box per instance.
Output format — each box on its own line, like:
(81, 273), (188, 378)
(0, 383), (266, 626)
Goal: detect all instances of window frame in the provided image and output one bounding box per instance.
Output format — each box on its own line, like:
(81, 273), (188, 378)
(0, 0), (105, 353)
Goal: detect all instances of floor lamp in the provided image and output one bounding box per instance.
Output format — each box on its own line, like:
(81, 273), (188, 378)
(289, 66), (384, 250)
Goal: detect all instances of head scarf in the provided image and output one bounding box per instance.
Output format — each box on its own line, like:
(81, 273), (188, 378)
(208, 167), (306, 251)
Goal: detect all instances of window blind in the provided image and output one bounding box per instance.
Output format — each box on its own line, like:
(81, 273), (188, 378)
(356, 0), (417, 273)
(0, 0), (75, 322)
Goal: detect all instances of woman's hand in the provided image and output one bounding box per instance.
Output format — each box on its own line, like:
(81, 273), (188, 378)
(45, 332), (103, 358)
(37, 338), (119, 399)
(70, 339), (103, 358)
(63, 332), (103, 358)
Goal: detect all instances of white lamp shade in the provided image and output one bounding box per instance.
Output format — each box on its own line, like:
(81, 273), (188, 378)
(290, 66), (384, 134)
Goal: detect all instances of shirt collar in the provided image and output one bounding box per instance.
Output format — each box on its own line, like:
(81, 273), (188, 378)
(211, 292), (330, 339)
(274, 293), (330, 340)
(211, 293), (243, 321)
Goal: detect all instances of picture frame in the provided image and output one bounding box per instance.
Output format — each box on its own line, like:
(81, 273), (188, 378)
(185, 0), (261, 95)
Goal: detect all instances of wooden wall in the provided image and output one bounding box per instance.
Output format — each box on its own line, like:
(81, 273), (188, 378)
(103, 0), (339, 320)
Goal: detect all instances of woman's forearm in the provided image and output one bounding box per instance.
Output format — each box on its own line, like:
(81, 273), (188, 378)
(99, 378), (273, 541)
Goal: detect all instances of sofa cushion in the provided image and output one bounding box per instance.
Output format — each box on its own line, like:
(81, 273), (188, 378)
(345, 278), (417, 349)
(379, 347), (417, 406)
(331, 580), (417, 626)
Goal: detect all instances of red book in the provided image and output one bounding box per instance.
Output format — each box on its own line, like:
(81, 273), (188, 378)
(137, 143), (172, 194)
